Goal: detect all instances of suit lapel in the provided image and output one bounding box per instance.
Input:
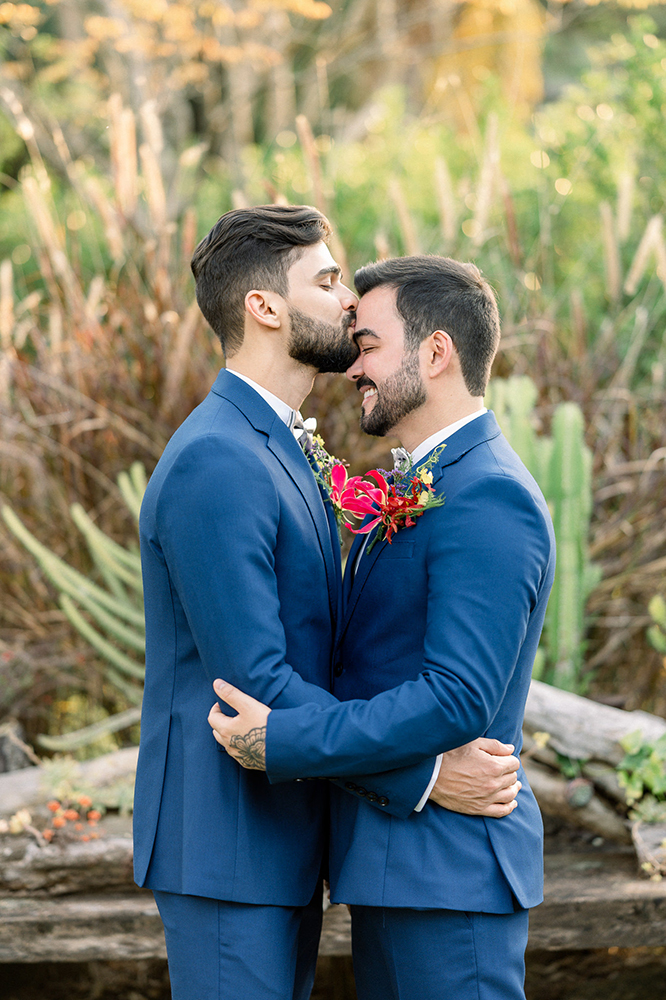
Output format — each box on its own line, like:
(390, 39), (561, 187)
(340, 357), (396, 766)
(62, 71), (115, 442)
(212, 369), (340, 625)
(428, 410), (502, 483)
(339, 526), (387, 641)
(339, 411), (503, 640)
(267, 426), (340, 624)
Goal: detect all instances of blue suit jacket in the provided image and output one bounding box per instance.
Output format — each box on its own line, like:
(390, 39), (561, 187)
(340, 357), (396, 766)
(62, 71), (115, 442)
(266, 412), (556, 911)
(133, 370), (433, 906)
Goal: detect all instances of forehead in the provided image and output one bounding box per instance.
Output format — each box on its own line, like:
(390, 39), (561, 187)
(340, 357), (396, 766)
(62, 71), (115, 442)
(356, 285), (403, 336)
(287, 241), (337, 280)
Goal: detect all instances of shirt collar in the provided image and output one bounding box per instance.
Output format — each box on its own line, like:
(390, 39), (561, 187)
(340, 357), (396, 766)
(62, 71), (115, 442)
(225, 369), (297, 428)
(411, 408), (487, 465)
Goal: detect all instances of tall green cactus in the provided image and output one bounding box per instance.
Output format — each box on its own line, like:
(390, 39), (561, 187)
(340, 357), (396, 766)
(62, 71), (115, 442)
(486, 378), (601, 691)
(544, 404), (602, 689)
(1, 462), (147, 750)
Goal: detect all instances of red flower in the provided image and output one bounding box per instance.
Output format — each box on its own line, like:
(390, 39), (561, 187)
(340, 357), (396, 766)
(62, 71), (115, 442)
(339, 469), (439, 544)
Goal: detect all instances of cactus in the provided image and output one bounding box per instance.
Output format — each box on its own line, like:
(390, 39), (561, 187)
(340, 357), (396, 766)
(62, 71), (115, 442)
(487, 378), (600, 691)
(1, 461), (147, 751)
(545, 404), (602, 690)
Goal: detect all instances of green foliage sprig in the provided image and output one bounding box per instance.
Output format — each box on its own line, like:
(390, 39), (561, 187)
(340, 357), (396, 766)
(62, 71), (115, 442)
(647, 595), (666, 656)
(617, 729), (666, 812)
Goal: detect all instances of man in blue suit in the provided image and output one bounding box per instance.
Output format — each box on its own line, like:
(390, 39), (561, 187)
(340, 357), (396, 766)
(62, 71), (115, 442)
(209, 255), (556, 1000)
(135, 212), (521, 1000)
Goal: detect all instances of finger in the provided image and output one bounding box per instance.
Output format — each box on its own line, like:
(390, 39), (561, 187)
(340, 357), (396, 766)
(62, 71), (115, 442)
(475, 737), (515, 756)
(212, 678), (259, 713)
(484, 799), (518, 819)
(207, 702), (232, 735)
(492, 781), (522, 804)
(489, 754), (520, 776)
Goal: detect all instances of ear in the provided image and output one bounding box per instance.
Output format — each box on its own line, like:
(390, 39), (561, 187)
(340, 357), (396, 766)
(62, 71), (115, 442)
(423, 329), (454, 378)
(245, 290), (283, 329)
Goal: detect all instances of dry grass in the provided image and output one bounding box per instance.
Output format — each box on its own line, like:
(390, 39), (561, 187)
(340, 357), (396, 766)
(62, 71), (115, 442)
(1, 98), (666, 748)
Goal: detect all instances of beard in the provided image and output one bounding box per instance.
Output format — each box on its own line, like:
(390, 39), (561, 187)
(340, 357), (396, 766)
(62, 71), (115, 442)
(360, 351), (427, 437)
(287, 307), (358, 374)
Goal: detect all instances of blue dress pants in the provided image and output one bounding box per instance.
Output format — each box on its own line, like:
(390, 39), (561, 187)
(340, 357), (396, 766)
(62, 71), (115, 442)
(350, 905), (529, 1000)
(153, 884), (323, 1000)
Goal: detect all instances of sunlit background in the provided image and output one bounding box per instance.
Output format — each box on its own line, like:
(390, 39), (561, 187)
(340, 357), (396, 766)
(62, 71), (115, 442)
(1, 0), (666, 760)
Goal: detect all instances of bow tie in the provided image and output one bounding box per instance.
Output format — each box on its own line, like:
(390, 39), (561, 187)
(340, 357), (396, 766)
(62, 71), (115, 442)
(292, 413), (317, 452)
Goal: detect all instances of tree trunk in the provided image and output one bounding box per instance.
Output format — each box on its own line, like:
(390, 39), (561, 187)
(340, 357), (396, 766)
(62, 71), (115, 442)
(524, 679), (666, 765)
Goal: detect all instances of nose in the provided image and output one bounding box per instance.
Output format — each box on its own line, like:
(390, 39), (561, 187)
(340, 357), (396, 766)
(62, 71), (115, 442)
(346, 349), (363, 383)
(339, 281), (358, 312)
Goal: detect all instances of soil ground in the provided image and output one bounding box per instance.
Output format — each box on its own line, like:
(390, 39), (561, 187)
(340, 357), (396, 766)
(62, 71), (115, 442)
(2, 949), (666, 1000)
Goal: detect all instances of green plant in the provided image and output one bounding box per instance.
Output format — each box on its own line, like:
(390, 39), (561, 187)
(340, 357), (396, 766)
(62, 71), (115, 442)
(647, 595), (666, 656)
(1, 462), (146, 751)
(617, 729), (666, 807)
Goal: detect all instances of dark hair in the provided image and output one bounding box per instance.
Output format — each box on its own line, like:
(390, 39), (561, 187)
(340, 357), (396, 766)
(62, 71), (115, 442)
(191, 205), (332, 356)
(354, 256), (500, 396)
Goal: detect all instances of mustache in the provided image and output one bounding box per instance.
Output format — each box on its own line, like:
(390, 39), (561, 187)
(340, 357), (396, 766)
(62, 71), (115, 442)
(356, 376), (376, 392)
(342, 311), (356, 334)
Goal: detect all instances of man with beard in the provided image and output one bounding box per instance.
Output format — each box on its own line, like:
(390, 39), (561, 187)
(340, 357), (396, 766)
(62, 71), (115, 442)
(208, 255), (556, 1000)
(134, 214), (520, 1000)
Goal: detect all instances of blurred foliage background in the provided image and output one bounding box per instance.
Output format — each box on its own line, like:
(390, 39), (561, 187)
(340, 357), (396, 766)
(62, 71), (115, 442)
(1, 0), (666, 756)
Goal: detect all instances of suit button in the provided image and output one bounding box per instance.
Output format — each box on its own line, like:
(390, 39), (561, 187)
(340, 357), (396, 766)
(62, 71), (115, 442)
(356, 786), (367, 797)
(333, 662), (343, 677)
(378, 796), (389, 807)
(366, 792), (378, 803)
(345, 781), (357, 791)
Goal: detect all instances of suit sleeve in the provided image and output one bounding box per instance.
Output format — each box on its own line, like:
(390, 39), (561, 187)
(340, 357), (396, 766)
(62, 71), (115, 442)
(265, 475), (553, 780)
(152, 434), (432, 816)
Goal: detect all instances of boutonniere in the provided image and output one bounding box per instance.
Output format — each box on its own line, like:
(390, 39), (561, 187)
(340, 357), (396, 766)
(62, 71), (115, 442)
(306, 436), (446, 548)
(302, 433), (352, 533)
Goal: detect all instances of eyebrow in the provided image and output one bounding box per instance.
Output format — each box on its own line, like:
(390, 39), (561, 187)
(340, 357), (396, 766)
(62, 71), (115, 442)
(353, 327), (380, 343)
(313, 265), (342, 280)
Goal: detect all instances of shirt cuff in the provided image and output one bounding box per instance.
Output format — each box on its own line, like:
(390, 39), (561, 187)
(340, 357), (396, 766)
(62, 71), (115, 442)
(413, 754), (443, 812)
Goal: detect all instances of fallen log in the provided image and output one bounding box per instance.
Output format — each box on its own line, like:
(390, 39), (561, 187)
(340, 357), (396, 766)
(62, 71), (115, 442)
(3, 849), (666, 962)
(0, 832), (135, 896)
(525, 680), (666, 765)
(0, 747), (138, 818)
(631, 821), (666, 878)
(523, 759), (631, 844)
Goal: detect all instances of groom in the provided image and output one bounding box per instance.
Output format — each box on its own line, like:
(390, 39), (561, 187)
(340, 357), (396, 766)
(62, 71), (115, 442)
(134, 209), (521, 1000)
(209, 255), (556, 999)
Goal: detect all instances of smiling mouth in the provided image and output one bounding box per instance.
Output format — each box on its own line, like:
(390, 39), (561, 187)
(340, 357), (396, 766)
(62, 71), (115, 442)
(361, 386), (377, 402)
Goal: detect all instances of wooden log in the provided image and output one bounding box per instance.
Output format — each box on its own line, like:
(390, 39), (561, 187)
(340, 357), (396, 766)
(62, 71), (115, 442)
(3, 850), (666, 962)
(525, 679), (666, 765)
(523, 759), (631, 844)
(0, 892), (165, 963)
(0, 833), (135, 896)
(0, 747), (138, 818)
(529, 848), (666, 950)
(631, 821), (666, 878)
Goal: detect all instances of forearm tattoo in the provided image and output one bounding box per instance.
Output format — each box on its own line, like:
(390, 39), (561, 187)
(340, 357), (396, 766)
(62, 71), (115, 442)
(229, 727), (267, 770)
